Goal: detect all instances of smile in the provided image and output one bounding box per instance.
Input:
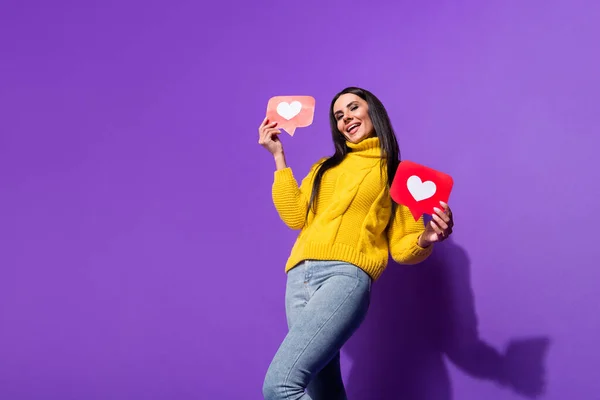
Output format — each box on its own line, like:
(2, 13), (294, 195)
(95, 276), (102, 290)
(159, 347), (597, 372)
(346, 123), (360, 134)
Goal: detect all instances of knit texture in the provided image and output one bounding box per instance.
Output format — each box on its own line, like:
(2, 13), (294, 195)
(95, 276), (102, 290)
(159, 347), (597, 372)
(272, 136), (433, 281)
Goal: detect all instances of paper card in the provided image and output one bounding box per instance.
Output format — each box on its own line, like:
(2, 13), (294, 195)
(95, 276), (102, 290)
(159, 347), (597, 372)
(265, 96), (315, 136)
(391, 160), (454, 221)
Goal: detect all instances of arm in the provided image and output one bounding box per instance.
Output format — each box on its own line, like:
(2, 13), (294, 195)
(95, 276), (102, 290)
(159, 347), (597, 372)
(387, 204), (434, 264)
(271, 154), (325, 230)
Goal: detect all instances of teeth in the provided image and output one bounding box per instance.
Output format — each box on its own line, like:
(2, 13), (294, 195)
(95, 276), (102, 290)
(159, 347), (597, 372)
(347, 123), (359, 132)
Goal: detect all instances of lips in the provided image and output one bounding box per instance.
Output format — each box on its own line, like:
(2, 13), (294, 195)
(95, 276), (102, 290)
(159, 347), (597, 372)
(346, 122), (361, 134)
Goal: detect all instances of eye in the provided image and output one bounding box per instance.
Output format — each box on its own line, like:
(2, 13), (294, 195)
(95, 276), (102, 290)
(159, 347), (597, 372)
(350, 105), (358, 111)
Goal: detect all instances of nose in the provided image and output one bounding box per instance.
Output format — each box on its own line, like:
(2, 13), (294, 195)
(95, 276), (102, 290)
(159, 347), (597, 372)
(343, 114), (353, 123)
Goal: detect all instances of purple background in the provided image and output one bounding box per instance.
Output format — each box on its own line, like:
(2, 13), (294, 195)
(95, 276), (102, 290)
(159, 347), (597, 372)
(1, 0), (598, 399)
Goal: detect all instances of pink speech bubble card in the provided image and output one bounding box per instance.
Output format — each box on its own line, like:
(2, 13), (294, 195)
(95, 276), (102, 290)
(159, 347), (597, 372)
(265, 96), (315, 136)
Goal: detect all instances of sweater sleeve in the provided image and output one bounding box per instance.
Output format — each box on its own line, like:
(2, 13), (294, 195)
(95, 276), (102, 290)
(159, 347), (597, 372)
(272, 159), (325, 230)
(388, 204), (433, 265)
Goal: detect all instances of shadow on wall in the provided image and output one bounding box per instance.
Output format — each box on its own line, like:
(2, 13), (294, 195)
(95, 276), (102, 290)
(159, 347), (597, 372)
(343, 238), (551, 400)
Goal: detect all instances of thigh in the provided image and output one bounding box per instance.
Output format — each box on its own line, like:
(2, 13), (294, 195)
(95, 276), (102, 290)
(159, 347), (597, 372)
(269, 262), (371, 395)
(285, 262), (309, 329)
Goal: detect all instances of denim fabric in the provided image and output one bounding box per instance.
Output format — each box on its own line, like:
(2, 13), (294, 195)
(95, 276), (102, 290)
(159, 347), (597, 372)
(263, 260), (372, 400)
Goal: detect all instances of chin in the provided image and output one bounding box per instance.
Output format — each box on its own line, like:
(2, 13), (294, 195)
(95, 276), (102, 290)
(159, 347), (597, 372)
(348, 135), (366, 143)
(343, 127), (372, 143)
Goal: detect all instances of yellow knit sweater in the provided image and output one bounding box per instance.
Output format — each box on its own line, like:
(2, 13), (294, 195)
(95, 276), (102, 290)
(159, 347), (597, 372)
(272, 136), (433, 281)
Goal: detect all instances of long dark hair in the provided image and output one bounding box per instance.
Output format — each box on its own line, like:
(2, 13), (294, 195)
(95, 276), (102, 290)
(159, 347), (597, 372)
(307, 87), (401, 215)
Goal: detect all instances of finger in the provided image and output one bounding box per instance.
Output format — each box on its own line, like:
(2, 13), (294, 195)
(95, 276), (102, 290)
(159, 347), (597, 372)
(258, 120), (278, 135)
(258, 118), (269, 135)
(267, 128), (282, 137)
(259, 128), (274, 143)
(439, 201), (449, 212)
(262, 127), (279, 138)
(432, 213), (448, 230)
(433, 207), (450, 223)
(259, 129), (279, 144)
(430, 220), (443, 236)
(440, 201), (451, 215)
(259, 128), (270, 142)
(262, 124), (279, 135)
(440, 202), (454, 225)
(441, 225), (452, 235)
(440, 201), (452, 217)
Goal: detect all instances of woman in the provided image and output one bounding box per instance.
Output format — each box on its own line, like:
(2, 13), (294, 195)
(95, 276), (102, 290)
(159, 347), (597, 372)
(259, 87), (454, 400)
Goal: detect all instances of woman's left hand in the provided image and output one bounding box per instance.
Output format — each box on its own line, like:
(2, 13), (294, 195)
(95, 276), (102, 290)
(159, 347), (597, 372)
(418, 201), (454, 247)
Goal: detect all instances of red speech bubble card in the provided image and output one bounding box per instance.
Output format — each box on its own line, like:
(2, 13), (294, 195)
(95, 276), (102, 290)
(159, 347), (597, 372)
(391, 160), (454, 221)
(266, 96), (315, 136)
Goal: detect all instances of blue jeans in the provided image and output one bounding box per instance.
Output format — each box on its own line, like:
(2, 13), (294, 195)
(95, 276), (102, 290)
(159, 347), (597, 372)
(263, 260), (372, 400)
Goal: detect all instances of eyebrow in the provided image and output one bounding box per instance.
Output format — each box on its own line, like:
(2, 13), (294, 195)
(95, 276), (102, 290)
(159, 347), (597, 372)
(334, 101), (358, 117)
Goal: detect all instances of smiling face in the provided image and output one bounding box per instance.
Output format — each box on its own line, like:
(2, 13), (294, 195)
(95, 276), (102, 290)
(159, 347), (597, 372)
(332, 93), (374, 144)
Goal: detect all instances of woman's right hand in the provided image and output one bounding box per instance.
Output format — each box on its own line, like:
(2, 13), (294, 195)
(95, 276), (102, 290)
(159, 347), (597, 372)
(258, 117), (284, 156)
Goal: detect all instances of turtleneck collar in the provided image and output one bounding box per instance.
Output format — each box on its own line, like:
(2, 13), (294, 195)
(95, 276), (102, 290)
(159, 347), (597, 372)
(346, 136), (382, 158)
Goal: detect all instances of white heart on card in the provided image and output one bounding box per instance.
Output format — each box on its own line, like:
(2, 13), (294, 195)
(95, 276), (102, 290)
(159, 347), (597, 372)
(276, 101), (302, 120)
(407, 175), (437, 201)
